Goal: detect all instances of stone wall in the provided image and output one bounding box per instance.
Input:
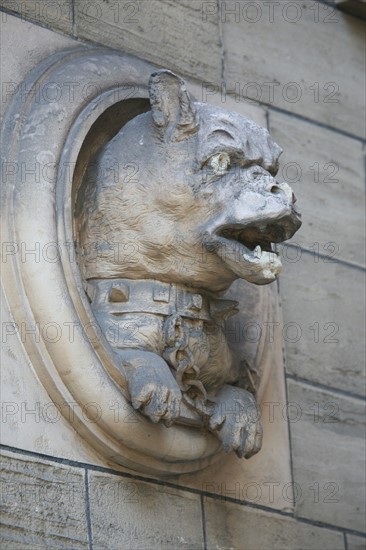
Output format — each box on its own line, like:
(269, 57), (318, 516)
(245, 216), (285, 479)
(1, 1), (365, 549)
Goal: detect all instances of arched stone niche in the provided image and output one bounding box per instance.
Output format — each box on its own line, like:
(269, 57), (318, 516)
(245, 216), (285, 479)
(1, 47), (286, 475)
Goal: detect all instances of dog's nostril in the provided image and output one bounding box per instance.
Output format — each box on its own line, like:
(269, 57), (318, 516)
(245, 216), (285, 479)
(292, 192), (297, 204)
(270, 185), (281, 194)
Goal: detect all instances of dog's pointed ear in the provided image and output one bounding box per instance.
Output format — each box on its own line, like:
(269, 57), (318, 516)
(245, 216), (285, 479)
(148, 70), (199, 141)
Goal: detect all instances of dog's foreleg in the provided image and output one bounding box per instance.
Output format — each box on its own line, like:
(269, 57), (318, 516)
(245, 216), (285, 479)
(117, 349), (182, 425)
(207, 384), (263, 458)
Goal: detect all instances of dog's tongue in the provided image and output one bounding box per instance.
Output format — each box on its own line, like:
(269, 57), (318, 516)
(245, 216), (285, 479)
(214, 238), (282, 285)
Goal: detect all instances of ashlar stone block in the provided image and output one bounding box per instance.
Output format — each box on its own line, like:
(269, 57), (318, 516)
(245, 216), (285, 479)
(288, 379), (366, 532)
(76, 0), (222, 83)
(0, 450), (89, 549)
(269, 111), (365, 266)
(0, 0), (73, 34)
(204, 498), (345, 550)
(222, 0), (365, 137)
(280, 254), (365, 396)
(88, 471), (204, 549)
(346, 533), (366, 549)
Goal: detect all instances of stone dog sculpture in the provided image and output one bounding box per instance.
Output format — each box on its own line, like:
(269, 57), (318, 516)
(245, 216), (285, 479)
(76, 70), (301, 459)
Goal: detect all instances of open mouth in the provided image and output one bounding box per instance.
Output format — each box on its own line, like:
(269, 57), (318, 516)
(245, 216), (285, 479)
(208, 218), (301, 285)
(217, 225), (279, 257)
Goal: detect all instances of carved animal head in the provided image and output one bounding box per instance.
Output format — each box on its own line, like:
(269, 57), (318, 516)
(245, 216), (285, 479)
(77, 70), (301, 293)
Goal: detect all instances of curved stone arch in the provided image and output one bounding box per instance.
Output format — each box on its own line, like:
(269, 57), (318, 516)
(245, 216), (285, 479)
(1, 47), (278, 475)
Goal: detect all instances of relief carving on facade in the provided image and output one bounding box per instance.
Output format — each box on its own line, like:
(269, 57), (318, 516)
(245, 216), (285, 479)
(1, 49), (301, 474)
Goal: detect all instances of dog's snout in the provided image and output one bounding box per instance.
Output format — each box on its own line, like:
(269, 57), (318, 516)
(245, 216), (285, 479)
(266, 181), (297, 205)
(269, 183), (282, 195)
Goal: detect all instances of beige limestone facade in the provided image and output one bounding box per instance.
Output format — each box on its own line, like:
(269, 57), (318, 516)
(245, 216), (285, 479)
(1, 1), (365, 549)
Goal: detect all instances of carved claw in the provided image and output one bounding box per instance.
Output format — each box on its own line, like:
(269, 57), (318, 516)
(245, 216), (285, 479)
(208, 385), (263, 459)
(125, 355), (182, 425)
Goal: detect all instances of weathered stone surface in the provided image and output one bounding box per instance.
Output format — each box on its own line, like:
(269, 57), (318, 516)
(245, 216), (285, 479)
(0, 0), (73, 34)
(88, 471), (204, 549)
(0, 13), (77, 121)
(0, 15), (294, 476)
(280, 254), (366, 396)
(0, 450), (88, 549)
(0, 16), (108, 468)
(269, 111), (365, 266)
(204, 498), (345, 549)
(175, 326), (293, 513)
(347, 534), (366, 549)
(188, 80), (266, 127)
(222, 0), (365, 137)
(76, 0), (222, 82)
(76, 67), (300, 459)
(288, 379), (366, 532)
(0, 286), (106, 466)
(0, 1), (364, 546)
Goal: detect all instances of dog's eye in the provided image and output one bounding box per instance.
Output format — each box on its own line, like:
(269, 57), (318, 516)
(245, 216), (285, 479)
(208, 152), (231, 175)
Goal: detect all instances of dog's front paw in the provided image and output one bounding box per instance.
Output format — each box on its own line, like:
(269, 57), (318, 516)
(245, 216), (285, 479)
(126, 354), (182, 425)
(209, 385), (262, 459)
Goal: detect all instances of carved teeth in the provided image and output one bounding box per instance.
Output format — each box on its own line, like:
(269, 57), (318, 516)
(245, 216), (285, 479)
(254, 245), (262, 259)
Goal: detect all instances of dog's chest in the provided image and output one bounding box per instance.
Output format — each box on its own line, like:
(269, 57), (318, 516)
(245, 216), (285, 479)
(86, 278), (237, 392)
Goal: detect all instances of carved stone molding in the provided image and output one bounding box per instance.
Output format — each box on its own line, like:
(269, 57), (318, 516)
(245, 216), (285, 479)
(1, 47), (300, 475)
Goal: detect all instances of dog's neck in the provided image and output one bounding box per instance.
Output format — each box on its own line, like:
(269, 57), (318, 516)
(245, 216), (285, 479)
(86, 278), (238, 323)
